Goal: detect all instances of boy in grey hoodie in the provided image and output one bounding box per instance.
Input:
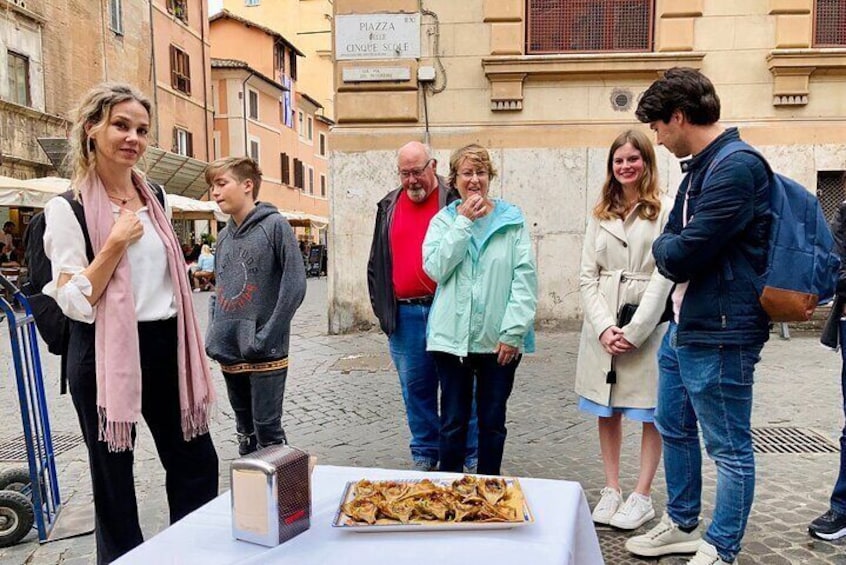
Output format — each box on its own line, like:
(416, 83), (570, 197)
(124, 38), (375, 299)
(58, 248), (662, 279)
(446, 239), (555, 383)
(205, 157), (306, 455)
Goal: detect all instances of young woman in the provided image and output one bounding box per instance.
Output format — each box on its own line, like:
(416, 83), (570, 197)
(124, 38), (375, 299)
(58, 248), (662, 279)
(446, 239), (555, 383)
(43, 83), (218, 563)
(575, 129), (673, 530)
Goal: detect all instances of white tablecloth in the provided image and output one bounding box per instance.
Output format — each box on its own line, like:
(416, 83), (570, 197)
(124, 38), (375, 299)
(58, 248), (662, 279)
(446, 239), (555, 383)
(116, 465), (604, 565)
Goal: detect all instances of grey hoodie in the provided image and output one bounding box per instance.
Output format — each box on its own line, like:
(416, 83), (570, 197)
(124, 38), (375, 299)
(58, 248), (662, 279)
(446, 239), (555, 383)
(206, 202), (306, 365)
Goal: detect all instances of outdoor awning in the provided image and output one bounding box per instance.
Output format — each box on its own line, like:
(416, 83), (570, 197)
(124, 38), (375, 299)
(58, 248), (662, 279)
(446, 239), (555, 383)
(37, 138), (211, 199)
(167, 194), (229, 222)
(281, 211), (329, 228)
(0, 175), (70, 207)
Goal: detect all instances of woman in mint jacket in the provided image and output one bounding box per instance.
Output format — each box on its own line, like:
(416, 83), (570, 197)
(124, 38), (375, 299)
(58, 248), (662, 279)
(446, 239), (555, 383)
(423, 144), (537, 476)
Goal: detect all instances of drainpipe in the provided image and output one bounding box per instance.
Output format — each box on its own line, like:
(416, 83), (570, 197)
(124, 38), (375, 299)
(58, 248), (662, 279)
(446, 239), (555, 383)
(241, 72), (255, 157)
(200, 2), (210, 163)
(148, 1), (160, 145)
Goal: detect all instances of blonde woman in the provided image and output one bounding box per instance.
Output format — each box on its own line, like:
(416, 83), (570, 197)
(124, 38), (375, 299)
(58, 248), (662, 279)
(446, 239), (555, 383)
(42, 83), (217, 563)
(576, 129), (673, 530)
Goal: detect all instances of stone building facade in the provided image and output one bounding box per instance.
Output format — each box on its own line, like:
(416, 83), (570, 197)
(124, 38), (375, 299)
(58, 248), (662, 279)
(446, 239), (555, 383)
(209, 10), (331, 243)
(327, 0), (846, 333)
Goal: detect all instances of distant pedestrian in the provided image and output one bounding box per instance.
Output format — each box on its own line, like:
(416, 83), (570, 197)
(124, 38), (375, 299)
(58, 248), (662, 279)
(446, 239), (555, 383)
(814, 200), (846, 542)
(424, 144), (537, 476)
(3, 221), (16, 262)
(367, 141), (478, 472)
(192, 244), (215, 291)
(625, 68), (771, 565)
(205, 157), (306, 456)
(576, 129), (673, 530)
(42, 82), (218, 564)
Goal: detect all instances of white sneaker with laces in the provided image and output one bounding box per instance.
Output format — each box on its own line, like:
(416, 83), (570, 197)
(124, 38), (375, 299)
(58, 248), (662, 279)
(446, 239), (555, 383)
(592, 487), (622, 525)
(687, 541), (729, 565)
(610, 492), (655, 530)
(625, 512), (702, 557)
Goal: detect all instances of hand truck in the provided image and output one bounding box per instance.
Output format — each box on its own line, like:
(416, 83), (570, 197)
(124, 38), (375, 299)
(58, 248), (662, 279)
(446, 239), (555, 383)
(0, 274), (62, 547)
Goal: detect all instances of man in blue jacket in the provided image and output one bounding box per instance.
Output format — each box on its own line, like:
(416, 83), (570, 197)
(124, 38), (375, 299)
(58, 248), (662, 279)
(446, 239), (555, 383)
(625, 68), (771, 565)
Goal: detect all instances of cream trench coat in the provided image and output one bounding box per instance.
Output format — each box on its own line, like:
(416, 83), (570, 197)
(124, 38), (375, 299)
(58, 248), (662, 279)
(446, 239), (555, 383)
(574, 197), (674, 409)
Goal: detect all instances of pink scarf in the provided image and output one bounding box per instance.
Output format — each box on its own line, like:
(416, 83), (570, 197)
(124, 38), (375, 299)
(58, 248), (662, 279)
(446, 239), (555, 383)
(80, 171), (215, 452)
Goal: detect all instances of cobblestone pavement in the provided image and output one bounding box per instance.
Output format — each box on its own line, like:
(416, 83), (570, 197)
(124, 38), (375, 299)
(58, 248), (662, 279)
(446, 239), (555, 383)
(0, 278), (844, 564)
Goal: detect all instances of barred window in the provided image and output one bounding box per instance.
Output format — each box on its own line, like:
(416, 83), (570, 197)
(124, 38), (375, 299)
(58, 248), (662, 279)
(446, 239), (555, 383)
(527, 0), (654, 54)
(815, 0), (846, 46)
(817, 171), (846, 222)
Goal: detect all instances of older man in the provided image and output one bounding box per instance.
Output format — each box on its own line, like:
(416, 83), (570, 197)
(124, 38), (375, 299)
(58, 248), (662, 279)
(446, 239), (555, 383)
(367, 141), (477, 472)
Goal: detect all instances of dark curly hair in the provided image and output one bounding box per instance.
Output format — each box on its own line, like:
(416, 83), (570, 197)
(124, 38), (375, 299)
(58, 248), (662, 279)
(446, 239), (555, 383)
(635, 67), (720, 126)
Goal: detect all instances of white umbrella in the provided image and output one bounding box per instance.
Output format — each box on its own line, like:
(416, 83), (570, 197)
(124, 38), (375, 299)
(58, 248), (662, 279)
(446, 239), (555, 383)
(0, 176), (70, 208)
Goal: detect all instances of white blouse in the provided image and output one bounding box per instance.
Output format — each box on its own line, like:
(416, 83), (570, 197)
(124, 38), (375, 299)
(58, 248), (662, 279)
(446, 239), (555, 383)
(42, 195), (178, 323)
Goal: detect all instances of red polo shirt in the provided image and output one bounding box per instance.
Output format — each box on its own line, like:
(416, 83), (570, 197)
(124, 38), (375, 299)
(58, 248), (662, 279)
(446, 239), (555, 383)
(390, 189), (439, 299)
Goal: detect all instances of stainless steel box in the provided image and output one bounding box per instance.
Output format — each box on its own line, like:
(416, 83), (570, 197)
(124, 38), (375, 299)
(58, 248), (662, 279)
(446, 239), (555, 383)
(230, 445), (311, 547)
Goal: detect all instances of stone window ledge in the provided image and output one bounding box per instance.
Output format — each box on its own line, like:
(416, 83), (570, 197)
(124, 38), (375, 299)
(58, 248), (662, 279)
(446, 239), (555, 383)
(481, 52), (705, 111)
(767, 49), (846, 106)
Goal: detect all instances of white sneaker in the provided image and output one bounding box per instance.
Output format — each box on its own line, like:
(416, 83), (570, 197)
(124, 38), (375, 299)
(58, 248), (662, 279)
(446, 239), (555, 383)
(592, 487), (622, 525)
(610, 492), (655, 530)
(625, 512), (703, 557)
(687, 541), (729, 565)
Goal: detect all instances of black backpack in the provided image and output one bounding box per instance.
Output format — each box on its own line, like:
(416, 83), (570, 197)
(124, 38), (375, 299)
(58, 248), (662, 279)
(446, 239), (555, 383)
(22, 183), (164, 392)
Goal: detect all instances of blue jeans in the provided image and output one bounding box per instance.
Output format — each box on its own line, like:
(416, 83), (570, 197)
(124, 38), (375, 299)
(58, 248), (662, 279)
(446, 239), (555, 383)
(655, 323), (763, 563)
(831, 321), (846, 514)
(388, 304), (477, 468)
(433, 352), (518, 476)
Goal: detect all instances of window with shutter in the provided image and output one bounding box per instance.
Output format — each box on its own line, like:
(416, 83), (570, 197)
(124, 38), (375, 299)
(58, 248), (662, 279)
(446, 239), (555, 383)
(170, 46), (192, 95)
(248, 90), (259, 119)
(167, 0), (188, 24)
(320, 175), (327, 197)
(7, 51), (30, 107)
(281, 153), (290, 185)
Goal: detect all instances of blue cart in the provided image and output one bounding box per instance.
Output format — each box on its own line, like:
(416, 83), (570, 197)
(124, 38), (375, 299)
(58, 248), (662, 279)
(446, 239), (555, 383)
(0, 274), (62, 546)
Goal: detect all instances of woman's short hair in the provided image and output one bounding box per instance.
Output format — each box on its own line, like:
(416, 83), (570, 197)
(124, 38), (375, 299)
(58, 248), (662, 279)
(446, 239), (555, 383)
(67, 83), (152, 187)
(204, 157), (263, 199)
(201, 244), (211, 255)
(447, 144), (498, 188)
(635, 67), (720, 126)
(593, 129), (662, 221)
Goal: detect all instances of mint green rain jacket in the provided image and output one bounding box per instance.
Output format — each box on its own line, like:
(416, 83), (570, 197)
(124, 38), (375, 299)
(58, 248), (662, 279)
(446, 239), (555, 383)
(423, 199), (537, 357)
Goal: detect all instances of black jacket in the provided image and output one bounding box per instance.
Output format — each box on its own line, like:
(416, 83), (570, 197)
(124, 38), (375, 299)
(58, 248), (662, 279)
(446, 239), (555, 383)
(653, 128), (771, 346)
(367, 179), (457, 335)
(821, 201), (846, 349)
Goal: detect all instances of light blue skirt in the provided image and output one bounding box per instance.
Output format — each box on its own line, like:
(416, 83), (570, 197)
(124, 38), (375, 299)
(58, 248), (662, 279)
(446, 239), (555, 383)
(577, 396), (655, 423)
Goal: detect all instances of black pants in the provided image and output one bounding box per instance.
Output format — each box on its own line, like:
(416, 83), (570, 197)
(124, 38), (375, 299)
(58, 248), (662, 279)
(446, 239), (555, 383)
(223, 367), (288, 449)
(433, 352), (519, 475)
(67, 318), (219, 565)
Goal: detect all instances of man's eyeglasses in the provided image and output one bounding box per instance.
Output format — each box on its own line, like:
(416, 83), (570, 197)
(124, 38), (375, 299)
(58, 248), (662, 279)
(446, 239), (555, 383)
(399, 159), (433, 180)
(458, 170), (489, 181)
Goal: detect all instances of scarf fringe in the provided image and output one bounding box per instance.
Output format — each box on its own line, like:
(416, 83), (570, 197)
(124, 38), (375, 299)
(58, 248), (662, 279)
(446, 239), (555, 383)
(98, 406), (135, 453)
(181, 399), (215, 441)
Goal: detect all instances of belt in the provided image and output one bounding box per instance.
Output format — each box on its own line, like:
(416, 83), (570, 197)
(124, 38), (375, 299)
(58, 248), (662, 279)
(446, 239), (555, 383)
(396, 296), (434, 306)
(221, 357), (289, 374)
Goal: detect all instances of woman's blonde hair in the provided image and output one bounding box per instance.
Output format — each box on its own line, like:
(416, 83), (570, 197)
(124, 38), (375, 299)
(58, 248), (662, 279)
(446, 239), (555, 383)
(592, 129), (661, 221)
(447, 144), (498, 189)
(67, 83), (152, 192)
(201, 244), (211, 255)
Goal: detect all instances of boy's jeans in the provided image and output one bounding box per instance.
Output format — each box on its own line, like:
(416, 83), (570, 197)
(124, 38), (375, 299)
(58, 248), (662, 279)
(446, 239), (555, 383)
(388, 303), (478, 469)
(655, 322), (763, 563)
(831, 320), (846, 514)
(223, 367), (288, 451)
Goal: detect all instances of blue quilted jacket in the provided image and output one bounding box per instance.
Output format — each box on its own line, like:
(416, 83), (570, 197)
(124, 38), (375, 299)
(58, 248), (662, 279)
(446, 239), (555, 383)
(653, 128), (771, 346)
